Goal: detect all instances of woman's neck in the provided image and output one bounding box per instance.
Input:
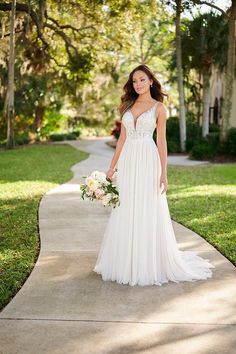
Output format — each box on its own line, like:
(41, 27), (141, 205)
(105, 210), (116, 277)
(136, 92), (153, 102)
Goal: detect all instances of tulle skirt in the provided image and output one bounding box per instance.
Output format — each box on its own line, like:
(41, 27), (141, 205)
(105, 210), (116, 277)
(93, 137), (214, 286)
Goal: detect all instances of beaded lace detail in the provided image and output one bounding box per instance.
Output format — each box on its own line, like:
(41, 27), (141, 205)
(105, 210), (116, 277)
(127, 131), (152, 139)
(122, 101), (158, 140)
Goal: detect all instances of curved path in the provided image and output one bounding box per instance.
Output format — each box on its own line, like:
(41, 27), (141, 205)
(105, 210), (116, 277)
(0, 137), (235, 354)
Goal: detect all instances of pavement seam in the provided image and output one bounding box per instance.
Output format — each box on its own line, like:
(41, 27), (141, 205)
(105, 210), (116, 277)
(0, 318), (235, 326)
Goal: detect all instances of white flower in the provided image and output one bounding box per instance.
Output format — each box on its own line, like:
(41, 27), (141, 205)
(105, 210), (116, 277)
(95, 188), (105, 199)
(101, 193), (112, 206)
(86, 188), (94, 196)
(85, 176), (93, 185)
(86, 178), (99, 191)
(91, 170), (107, 183)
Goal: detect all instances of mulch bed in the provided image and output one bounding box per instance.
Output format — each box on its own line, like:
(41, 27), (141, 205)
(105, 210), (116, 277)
(209, 155), (236, 163)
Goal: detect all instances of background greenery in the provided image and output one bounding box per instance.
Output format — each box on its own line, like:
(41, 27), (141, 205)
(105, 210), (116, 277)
(1, 1), (235, 160)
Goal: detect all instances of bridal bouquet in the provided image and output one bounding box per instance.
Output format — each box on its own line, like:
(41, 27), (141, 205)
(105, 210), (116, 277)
(78, 170), (120, 208)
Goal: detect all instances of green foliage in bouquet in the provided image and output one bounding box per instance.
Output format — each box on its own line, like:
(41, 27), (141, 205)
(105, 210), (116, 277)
(79, 171), (120, 208)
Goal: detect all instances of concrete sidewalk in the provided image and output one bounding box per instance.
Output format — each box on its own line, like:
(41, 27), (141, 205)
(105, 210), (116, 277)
(0, 137), (235, 354)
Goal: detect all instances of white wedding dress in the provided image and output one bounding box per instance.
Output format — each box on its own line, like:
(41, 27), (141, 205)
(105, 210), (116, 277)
(93, 101), (215, 286)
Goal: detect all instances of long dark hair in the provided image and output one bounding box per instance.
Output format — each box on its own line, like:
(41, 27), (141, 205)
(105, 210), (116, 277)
(118, 64), (168, 117)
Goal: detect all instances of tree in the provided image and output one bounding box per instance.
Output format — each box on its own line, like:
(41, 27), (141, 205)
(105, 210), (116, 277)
(165, 0), (191, 151)
(181, 13), (227, 137)
(175, 0), (186, 151)
(4, 0), (16, 149)
(194, 0), (236, 140)
(0, 0), (139, 142)
(221, 0), (236, 140)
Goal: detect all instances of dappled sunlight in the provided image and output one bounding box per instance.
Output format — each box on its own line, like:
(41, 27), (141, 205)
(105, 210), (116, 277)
(38, 253), (60, 266)
(5, 319), (233, 354)
(70, 322), (231, 354)
(189, 212), (225, 224)
(169, 184), (236, 199)
(11, 247), (235, 327)
(211, 256), (236, 268)
(0, 181), (57, 200)
(178, 238), (211, 250)
(46, 183), (81, 195)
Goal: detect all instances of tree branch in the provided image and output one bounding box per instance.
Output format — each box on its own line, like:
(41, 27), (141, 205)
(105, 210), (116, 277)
(44, 23), (79, 61)
(46, 16), (96, 32)
(48, 53), (69, 69)
(193, 1), (226, 16)
(0, 2), (49, 48)
(2, 29), (23, 37)
(0, 2), (95, 66)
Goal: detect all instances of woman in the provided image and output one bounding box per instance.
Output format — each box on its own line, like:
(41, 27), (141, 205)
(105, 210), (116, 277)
(93, 64), (214, 286)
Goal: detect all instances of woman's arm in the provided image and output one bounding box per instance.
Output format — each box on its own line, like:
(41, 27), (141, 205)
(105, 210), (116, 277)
(156, 103), (168, 193)
(106, 121), (126, 180)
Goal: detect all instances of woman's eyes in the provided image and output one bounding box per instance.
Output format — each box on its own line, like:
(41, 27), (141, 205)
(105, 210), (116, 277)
(133, 79), (145, 83)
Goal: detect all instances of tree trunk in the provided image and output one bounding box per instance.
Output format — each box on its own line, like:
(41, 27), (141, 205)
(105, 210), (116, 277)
(175, 0), (186, 152)
(220, 0), (236, 141)
(34, 105), (45, 132)
(202, 69), (211, 137)
(38, 0), (46, 30)
(5, 0), (16, 149)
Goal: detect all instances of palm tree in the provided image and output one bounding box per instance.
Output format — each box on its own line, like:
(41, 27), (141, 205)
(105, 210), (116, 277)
(175, 0), (187, 151)
(221, 0), (236, 140)
(181, 13), (227, 137)
(193, 0), (236, 140)
(5, 0), (16, 149)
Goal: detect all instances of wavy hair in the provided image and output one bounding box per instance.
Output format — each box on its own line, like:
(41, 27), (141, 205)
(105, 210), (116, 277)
(118, 64), (168, 117)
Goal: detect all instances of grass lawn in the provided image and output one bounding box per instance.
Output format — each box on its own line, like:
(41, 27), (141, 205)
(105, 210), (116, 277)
(168, 164), (236, 266)
(0, 143), (89, 310)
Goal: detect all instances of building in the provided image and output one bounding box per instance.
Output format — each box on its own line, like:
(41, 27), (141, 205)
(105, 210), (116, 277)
(209, 65), (236, 128)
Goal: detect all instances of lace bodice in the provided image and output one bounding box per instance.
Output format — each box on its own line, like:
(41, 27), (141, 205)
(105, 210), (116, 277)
(121, 101), (159, 140)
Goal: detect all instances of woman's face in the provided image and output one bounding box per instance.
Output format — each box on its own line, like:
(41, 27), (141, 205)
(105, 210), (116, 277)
(132, 70), (152, 95)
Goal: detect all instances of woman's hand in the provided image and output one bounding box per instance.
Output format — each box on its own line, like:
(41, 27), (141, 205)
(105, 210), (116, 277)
(160, 174), (168, 194)
(106, 168), (115, 181)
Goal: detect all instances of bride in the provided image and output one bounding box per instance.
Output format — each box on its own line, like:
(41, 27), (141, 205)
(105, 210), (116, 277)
(93, 64), (214, 286)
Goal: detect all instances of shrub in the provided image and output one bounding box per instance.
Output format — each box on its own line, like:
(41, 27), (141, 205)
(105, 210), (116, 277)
(190, 140), (215, 160)
(65, 133), (77, 140)
(166, 116), (180, 140)
(226, 127), (236, 155)
(167, 140), (181, 153)
(207, 132), (220, 146)
(190, 127), (236, 159)
(15, 133), (29, 145)
(72, 129), (81, 138)
(166, 117), (181, 152)
(49, 134), (65, 141)
(209, 123), (220, 133)
(186, 120), (201, 151)
(0, 139), (6, 148)
(49, 133), (77, 141)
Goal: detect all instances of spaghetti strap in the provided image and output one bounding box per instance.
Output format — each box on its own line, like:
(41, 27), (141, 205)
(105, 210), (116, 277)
(154, 101), (160, 123)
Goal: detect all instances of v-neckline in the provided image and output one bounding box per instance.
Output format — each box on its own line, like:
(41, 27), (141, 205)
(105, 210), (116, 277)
(129, 101), (158, 130)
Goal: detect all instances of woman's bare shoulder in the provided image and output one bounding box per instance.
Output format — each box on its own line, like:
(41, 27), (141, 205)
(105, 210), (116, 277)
(157, 102), (167, 114)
